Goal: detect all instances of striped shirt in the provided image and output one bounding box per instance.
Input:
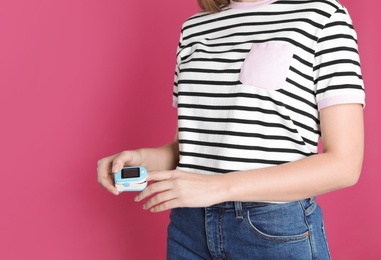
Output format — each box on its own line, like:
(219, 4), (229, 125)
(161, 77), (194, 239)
(173, 0), (365, 174)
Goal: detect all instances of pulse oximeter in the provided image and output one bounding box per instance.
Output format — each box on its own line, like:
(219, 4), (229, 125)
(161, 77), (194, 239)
(114, 166), (147, 192)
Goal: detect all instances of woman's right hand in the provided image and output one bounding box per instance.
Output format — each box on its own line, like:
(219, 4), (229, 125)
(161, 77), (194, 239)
(97, 150), (143, 195)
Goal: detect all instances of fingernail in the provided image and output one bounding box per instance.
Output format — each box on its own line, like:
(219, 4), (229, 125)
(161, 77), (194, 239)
(142, 204), (146, 210)
(134, 196), (138, 202)
(150, 208), (155, 213)
(112, 164), (120, 173)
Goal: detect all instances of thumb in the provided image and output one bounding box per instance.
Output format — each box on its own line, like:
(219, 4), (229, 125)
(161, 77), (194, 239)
(112, 150), (143, 173)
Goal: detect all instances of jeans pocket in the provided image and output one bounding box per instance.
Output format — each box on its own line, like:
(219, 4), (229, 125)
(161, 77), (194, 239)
(239, 42), (295, 90)
(244, 202), (309, 243)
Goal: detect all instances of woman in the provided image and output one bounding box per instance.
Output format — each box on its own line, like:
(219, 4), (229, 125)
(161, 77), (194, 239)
(97, 0), (365, 258)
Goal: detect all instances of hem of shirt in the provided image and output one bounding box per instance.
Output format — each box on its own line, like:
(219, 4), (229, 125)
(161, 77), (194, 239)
(318, 95), (365, 111)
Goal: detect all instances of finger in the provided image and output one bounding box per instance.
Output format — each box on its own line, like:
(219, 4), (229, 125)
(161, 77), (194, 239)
(112, 150), (142, 173)
(99, 176), (120, 195)
(97, 156), (119, 195)
(150, 198), (179, 213)
(135, 179), (173, 202)
(97, 156), (114, 181)
(146, 170), (174, 182)
(143, 190), (177, 211)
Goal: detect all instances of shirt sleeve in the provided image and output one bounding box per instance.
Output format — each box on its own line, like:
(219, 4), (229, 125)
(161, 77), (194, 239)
(314, 7), (365, 111)
(172, 31), (183, 108)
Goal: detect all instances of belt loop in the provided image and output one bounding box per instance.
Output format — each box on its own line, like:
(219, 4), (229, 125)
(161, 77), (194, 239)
(234, 202), (243, 219)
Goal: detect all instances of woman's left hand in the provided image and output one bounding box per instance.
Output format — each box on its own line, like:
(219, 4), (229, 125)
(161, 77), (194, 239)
(134, 170), (225, 212)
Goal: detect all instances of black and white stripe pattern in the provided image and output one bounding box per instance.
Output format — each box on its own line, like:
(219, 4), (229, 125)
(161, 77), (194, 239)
(173, 0), (365, 174)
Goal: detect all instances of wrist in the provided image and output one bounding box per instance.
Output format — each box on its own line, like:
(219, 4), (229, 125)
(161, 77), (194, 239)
(209, 174), (233, 204)
(136, 148), (146, 168)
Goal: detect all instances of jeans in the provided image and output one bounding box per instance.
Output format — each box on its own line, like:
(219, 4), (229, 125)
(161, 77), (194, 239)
(167, 198), (331, 260)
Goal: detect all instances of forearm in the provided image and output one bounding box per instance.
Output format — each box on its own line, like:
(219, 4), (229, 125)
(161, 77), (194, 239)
(138, 140), (179, 172)
(220, 150), (363, 203)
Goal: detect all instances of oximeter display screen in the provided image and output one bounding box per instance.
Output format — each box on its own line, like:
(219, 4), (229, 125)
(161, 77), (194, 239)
(121, 168), (140, 179)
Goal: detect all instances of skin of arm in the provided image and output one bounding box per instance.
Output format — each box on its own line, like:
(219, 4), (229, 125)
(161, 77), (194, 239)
(136, 103), (364, 212)
(136, 139), (179, 172)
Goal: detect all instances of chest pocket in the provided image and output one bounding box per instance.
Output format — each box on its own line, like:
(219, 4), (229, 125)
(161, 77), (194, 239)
(240, 42), (295, 90)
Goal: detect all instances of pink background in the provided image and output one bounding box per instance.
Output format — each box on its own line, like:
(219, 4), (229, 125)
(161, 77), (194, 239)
(0, 0), (379, 259)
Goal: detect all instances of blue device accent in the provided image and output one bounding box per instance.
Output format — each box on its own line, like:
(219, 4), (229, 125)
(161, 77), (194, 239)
(114, 166), (147, 192)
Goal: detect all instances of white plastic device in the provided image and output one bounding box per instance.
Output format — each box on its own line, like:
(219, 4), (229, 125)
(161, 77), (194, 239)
(114, 166), (147, 192)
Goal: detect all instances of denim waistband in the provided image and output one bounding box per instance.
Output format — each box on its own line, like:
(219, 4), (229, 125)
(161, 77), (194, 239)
(209, 198), (314, 209)
(209, 201), (275, 209)
(207, 198), (315, 219)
